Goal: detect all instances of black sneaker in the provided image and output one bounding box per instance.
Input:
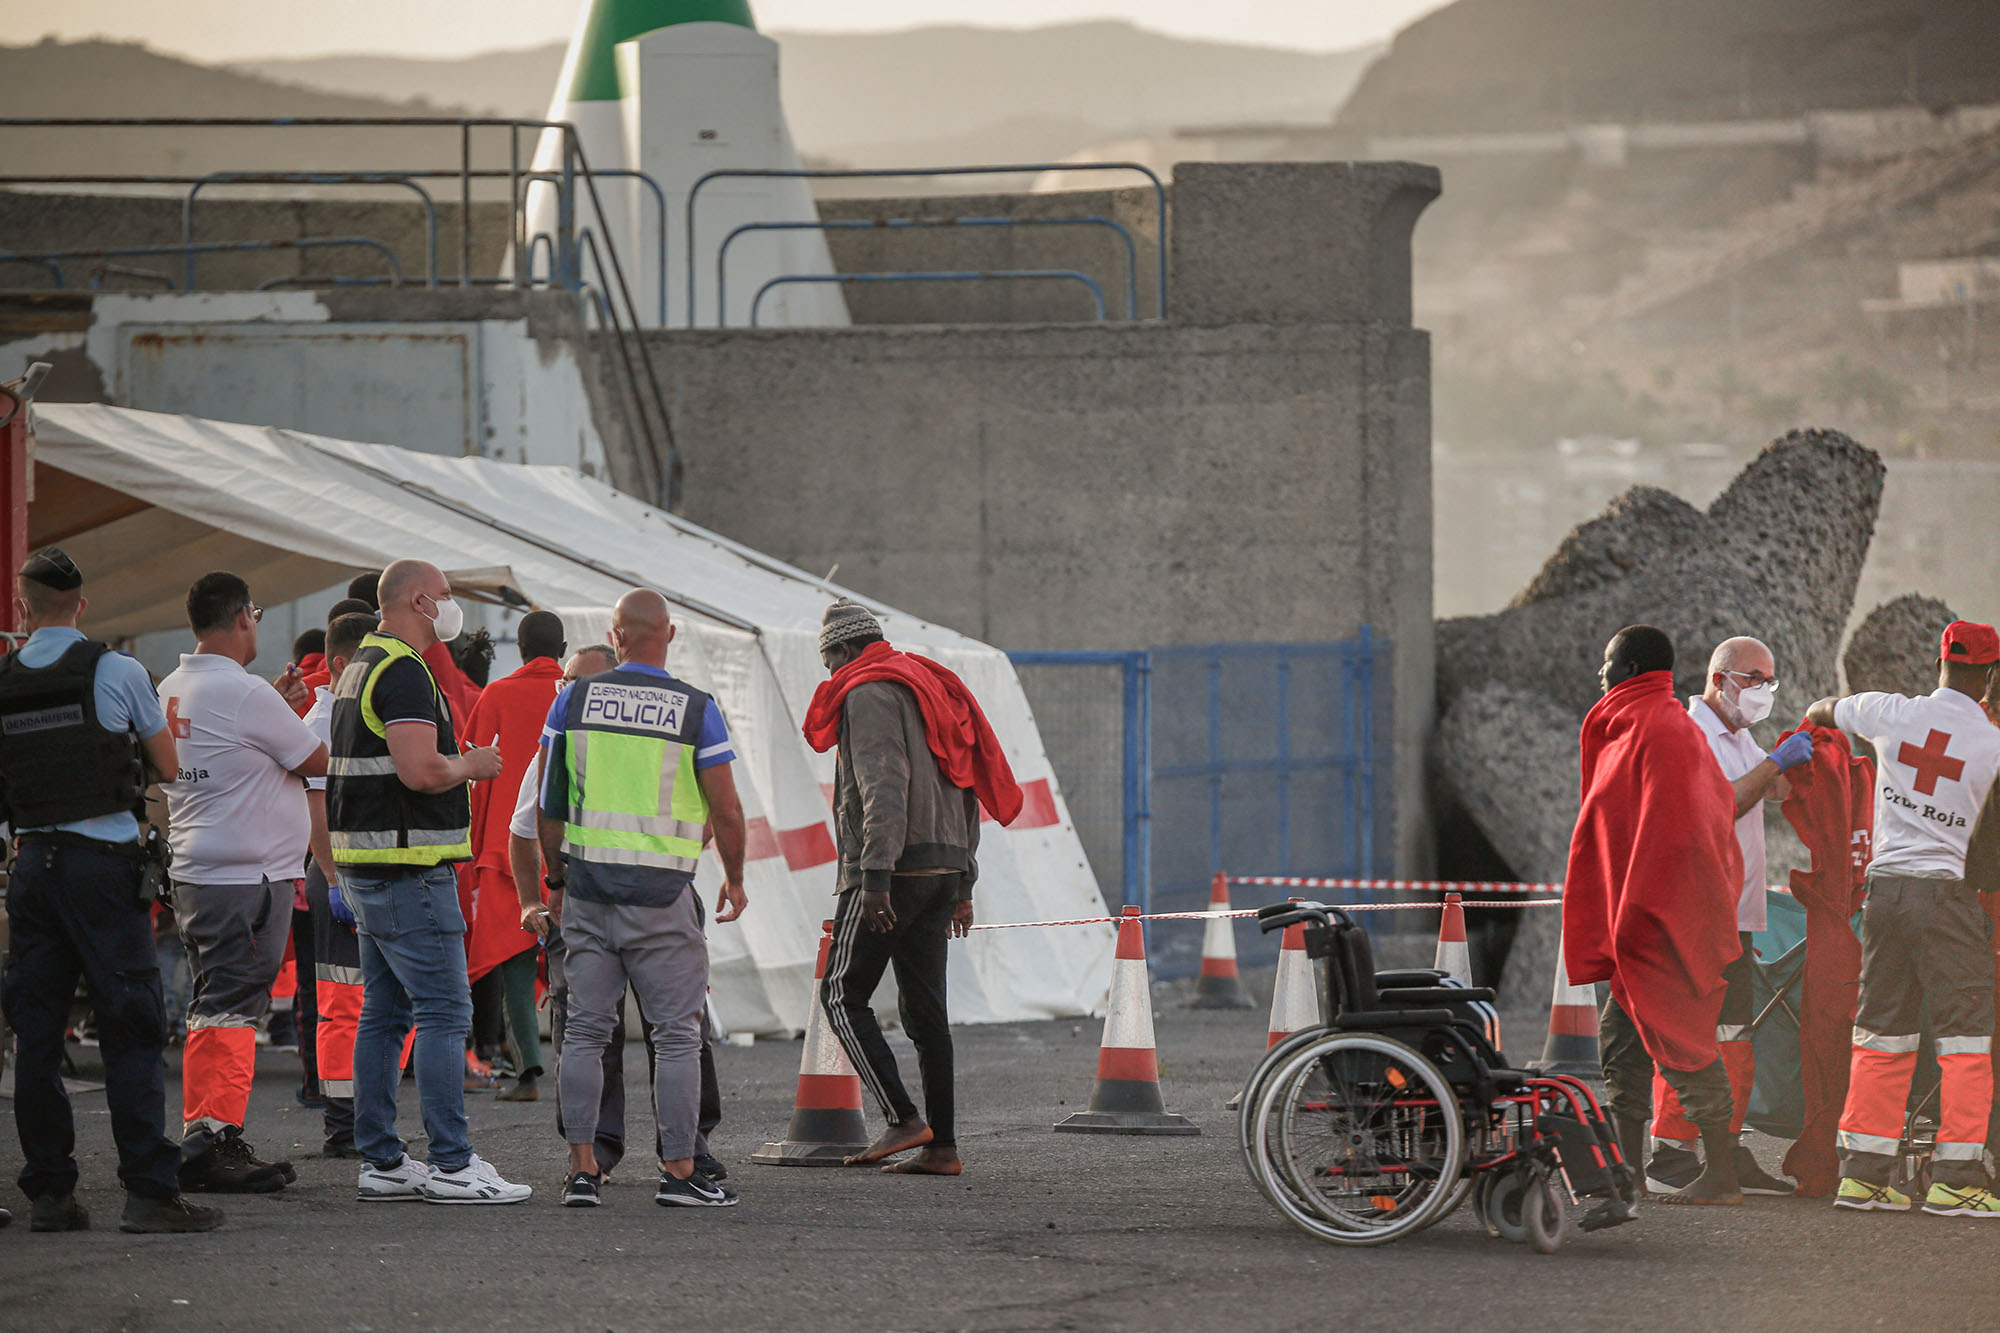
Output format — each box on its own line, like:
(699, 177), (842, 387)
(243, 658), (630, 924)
(693, 1152), (729, 1182)
(655, 1170), (737, 1208)
(323, 1138), (364, 1160)
(182, 1136), (287, 1195)
(562, 1171), (603, 1208)
(1735, 1144), (1795, 1196)
(29, 1193), (89, 1232)
(1646, 1143), (1702, 1194)
(121, 1193), (224, 1234)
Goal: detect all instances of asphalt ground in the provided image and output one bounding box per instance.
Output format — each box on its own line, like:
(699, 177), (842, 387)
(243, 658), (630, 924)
(3, 1005), (1999, 1332)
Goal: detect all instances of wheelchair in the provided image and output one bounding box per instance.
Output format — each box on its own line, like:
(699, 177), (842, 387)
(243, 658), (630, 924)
(1239, 901), (1639, 1251)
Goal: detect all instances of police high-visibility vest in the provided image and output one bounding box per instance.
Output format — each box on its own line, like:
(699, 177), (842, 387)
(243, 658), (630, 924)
(327, 632), (472, 867)
(559, 666), (713, 876)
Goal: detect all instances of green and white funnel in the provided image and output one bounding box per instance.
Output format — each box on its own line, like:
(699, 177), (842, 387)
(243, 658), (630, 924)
(523, 0), (845, 328)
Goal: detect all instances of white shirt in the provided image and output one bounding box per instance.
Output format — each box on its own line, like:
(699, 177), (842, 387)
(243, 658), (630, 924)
(158, 653), (322, 884)
(301, 685), (335, 793)
(1689, 696), (1769, 932)
(1836, 688), (2000, 879)
(509, 751), (543, 841)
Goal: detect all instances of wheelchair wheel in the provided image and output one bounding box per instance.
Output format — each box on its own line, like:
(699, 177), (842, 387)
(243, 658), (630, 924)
(1523, 1164), (1570, 1255)
(1253, 1032), (1468, 1246)
(1417, 1171), (1478, 1234)
(1486, 1167), (1531, 1243)
(1237, 1027), (1334, 1185)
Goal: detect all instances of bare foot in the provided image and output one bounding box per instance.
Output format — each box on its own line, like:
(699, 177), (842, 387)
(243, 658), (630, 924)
(1657, 1164), (1742, 1206)
(882, 1145), (962, 1176)
(843, 1119), (933, 1166)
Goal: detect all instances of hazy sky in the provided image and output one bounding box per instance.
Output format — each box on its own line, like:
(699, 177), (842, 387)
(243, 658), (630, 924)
(30, 1), (1451, 62)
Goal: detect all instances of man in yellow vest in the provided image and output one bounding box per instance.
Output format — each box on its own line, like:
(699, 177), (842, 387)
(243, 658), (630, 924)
(532, 588), (747, 1209)
(328, 558), (529, 1205)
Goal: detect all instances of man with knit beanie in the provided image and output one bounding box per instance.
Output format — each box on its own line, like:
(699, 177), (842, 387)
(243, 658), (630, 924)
(804, 599), (1023, 1177)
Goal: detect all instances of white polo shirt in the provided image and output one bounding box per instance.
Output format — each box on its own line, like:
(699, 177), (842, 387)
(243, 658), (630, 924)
(1836, 688), (2000, 879)
(158, 653), (322, 884)
(301, 685), (335, 793)
(1689, 695), (1769, 932)
(508, 751), (543, 841)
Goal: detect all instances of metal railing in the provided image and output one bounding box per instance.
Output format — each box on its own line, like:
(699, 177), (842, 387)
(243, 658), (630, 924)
(719, 215), (1138, 324)
(685, 163), (1170, 325)
(749, 269), (1108, 326)
(0, 117), (680, 508)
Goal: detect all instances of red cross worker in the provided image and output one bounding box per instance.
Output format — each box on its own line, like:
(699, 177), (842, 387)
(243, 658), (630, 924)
(1806, 621), (2000, 1216)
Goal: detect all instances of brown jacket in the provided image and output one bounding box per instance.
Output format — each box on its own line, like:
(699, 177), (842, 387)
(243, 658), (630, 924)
(832, 680), (979, 897)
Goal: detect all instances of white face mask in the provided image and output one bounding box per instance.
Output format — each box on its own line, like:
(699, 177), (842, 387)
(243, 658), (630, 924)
(423, 593), (464, 643)
(1733, 681), (1774, 727)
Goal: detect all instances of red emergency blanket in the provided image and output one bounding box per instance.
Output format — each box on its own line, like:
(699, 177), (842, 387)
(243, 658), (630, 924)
(1776, 720), (1872, 1196)
(455, 657), (561, 981)
(1562, 670), (1745, 1072)
(802, 640), (1024, 825)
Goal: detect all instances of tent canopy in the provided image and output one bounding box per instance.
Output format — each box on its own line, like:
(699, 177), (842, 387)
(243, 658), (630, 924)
(29, 402), (1114, 1033)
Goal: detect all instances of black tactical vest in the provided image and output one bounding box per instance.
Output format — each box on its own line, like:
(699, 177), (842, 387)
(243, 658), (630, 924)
(0, 640), (145, 827)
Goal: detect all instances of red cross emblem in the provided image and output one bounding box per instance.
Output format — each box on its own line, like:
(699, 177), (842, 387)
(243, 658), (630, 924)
(1897, 729), (1964, 796)
(166, 696), (190, 739)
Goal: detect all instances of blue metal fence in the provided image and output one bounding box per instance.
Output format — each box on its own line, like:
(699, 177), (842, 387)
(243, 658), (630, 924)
(1011, 632), (1389, 978)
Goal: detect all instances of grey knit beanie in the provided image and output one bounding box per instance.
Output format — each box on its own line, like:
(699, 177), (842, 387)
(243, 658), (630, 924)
(819, 597), (884, 653)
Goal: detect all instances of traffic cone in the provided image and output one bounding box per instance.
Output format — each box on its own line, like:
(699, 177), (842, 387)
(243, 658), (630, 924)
(1226, 906), (1322, 1110)
(1529, 937), (1602, 1079)
(753, 921), (872, 1166)
(1054, 906), (1199, 1135)
(1433, 892), (1472, 984)
(1191, 872), (1253, 1009)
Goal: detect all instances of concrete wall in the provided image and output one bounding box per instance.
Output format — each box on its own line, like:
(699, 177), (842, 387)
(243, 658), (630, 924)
(657, 161), (1441, 873)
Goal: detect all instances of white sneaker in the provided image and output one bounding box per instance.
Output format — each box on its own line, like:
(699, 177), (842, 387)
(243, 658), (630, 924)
(358, 1155), (432, 1202)
(422, 1154), (533, 1205)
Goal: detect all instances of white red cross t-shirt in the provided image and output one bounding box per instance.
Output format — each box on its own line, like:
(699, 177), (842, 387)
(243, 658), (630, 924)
(158, 653), (322, 884)
(1835, 688), (2000, 879)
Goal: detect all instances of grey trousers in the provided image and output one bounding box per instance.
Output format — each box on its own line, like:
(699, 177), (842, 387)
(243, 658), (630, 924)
(1599, 992), (1734, 1131)
(175, 877), (292, 1151)
(558, 891), (707, 1161)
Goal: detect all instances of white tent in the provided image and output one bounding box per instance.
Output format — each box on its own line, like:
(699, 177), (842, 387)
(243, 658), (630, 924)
(29, 402), (1114, 1033)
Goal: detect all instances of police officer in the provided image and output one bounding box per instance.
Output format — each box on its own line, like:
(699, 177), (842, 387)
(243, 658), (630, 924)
(0, 547), (221, 1233)
(535, 588), (747, 1209)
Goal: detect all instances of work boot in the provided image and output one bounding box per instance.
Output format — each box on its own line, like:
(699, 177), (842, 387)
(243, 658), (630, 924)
(181, 1131), (287, 1195)
(1658, 1123), (1742, 1206)
(120, 1193), (224, 1233)
(29, 1192), (89, 1232)
(225, 1128), (297, 1185)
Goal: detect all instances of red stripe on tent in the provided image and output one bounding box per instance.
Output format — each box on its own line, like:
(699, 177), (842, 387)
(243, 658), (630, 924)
(1096, 1045), (1160, 1083)
(794, 1072), (864, 1111)
(744, 817), (781, 861)
(1551, 1005), (1598, 1037)
(779, 823), (838, 871)
(1001, 779), (1059, 829)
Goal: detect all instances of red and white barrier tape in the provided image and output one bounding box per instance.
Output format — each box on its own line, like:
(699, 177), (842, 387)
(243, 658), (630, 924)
(966, 899), (1561, 931)
(1228, 875), (1560, 894)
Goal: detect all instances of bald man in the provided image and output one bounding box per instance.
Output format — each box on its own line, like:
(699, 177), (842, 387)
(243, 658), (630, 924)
(537, 589), (748, 1210)
(1647, 636), (1815, 1196)
(328, 560), (529, 1204)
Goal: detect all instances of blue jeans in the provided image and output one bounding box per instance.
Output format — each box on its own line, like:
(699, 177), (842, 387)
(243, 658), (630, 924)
(344, 864), (474, 1173)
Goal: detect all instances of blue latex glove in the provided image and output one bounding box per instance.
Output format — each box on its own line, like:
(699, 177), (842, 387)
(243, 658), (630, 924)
(327, 882), (356, 928)
(1772, 731), (1815, 772)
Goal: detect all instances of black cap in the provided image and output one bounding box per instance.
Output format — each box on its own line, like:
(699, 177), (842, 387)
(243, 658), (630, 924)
(20, 546), (82, 591)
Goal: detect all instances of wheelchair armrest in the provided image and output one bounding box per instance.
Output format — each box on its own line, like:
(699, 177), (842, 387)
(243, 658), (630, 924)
(1376, 985), (1497, 1005)
(1331, 1008), (1457, 1029)
(1373, 969), (1448, 988)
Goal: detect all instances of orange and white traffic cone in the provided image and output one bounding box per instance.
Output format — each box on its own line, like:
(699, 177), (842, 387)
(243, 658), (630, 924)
(1226, 907), (1322, 1109)
(1529, 938), (1601, 1079)
(1054, 906), (1199, 1135)
(1191, 872), (1253, 1009)
(1433, 892), (1472, 984)
(753, 921), (872, 1166)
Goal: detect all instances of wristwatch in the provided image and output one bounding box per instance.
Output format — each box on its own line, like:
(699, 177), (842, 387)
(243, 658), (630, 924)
(543, 871), (566, 892)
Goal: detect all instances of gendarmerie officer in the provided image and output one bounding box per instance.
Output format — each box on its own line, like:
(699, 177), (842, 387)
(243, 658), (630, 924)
(0, 547), (221, 1233)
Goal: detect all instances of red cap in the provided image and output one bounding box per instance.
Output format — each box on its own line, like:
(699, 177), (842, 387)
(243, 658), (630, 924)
(1940, 620), (2000, 667)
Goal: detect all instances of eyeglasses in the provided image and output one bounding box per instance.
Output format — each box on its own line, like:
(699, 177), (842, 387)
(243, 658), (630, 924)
(1723, 669), (1778, 691)
(247, 604), (264, 624)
